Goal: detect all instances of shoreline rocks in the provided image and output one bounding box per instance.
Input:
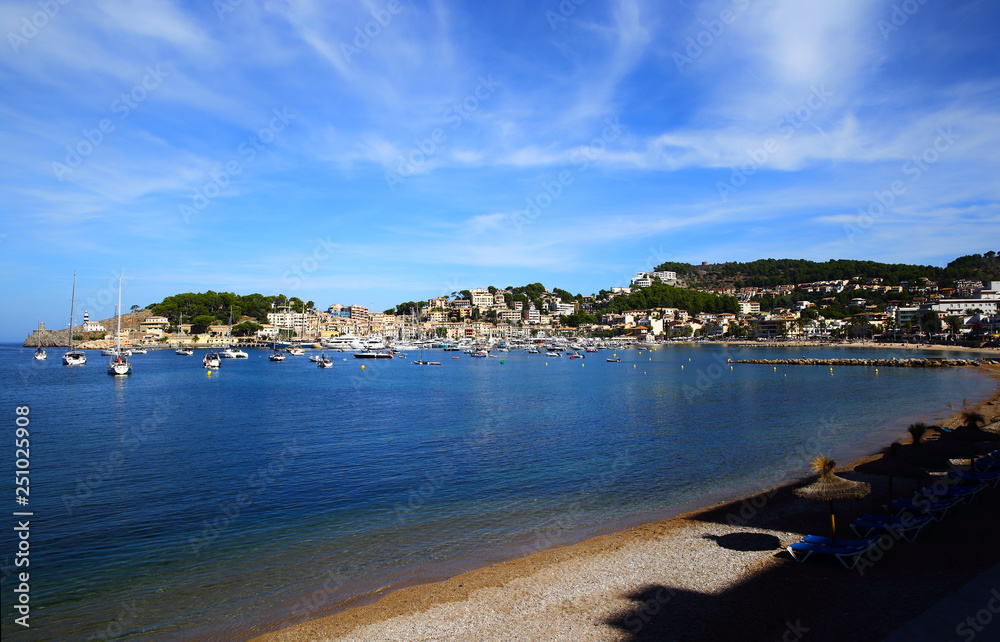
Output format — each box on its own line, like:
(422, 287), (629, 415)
(730, 357), (979, 367)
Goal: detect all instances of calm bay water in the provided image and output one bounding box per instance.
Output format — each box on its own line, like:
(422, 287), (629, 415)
(0, 343), (994, 639)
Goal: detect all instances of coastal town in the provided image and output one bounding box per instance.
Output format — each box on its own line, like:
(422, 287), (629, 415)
(25, 269), (1000, 350)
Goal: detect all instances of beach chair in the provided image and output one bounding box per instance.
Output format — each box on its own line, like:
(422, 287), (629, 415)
(925, 480), (988, 502)
(849, 513), (933, 542)
(889, 495), (963, 521)
(787, 536), (881, 569)
(948, 469), (1000, 488)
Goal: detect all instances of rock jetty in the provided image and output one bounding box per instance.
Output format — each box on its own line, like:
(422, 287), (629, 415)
(730, 357), (978, 367)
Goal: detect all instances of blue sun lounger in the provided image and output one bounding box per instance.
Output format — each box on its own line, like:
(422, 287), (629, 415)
(948, 469), (1000, 488)
(849, 512), (933, 542)
(787, 536), (881, 569)
(889, 495), (963, 520)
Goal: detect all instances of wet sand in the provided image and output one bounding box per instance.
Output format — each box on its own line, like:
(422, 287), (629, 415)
(256, 366), (1000, 642)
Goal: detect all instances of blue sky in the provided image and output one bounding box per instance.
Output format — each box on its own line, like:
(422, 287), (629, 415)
(2, 0), (999, 340)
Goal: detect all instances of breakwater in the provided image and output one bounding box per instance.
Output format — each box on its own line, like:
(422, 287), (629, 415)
(731, 357), (979, 367)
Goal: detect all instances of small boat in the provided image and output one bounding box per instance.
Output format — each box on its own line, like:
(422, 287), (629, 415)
(175, 347), (194, 356)
(412, 360), (442, 365)
(309, 354), (321, 362)
(546, 352), (561, 357)
(585, 347), (598, 353)
(62, 271), (87, 366)
(286, 347), (305, 356)
(568, 352), (585, 359)
(268, 351), (286, 362)
(354, 350), (393, 359)
(107, 276), (132, 376)
(317, 352), (334, 368)
(220, 347), (248, 359)
(130, 347), (147, 354)
(203, 353), (221, 369)
(33, 319), (46, 360)
(102, 347), (131, 357)
(527, 347), (540, 354)
(471, 350), (488, 358)
(606, 357), (621, 362)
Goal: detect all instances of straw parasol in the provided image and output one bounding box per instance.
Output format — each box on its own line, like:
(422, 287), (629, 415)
(793, 455), (871, 545)
(855, 445), (931, 520)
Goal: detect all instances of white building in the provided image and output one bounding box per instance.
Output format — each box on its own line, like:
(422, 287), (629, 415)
(81, 311), (106, 332)
(470, 288), (493, 309)
(739, 301), (761, 315)
(631, 275), (652, 288)
(652, 271), (677, 282)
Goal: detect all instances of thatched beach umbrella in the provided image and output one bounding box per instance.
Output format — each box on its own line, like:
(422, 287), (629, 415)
(793, 455), (871, 545)
(855, 445), (931, 520)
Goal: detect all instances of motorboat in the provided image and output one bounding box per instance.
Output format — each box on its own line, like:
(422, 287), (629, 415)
(130, 347), (147, 354)
(286, 347), (305, 356)
(546, 351), (561, 357)
(220, 347), (248, 358)
(321, 335), (364, 351)
(175, 347), (194, 356)
(606, 357), (621, 362)
(269, 350), (286, 362)
(471, 350), (488, 358)
(203, 353), (221, 369)
(317, 353), (334, 368)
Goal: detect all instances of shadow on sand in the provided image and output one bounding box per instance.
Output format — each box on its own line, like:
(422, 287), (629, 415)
(604, 477), (999, 642)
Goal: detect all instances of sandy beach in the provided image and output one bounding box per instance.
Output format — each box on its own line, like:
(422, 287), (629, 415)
(256, 366), (1000, 642)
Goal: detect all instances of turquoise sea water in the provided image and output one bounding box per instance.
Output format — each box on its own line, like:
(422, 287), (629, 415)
(0, 343), (994, 639)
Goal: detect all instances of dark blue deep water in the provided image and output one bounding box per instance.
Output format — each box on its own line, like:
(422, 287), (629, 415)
(0, 343), (994, 639)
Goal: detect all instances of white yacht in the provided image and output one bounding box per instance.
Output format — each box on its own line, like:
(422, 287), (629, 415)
(203, 353), (221, 369)
(33, 319), (46, 360)
(321, 335), (364, 351)
(175, 347), (194, 356)
(62, 271), (86, 366)
(221, 347), (248, 359)
(130, 347), (147, 354)
(107, 276), (132, 376)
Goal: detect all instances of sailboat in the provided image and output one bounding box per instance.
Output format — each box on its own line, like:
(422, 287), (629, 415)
(268, 334), (285, 361)
(175, 313), (194, 355)
(62, 272), (86, 366)
(33, 318), (47, 360)
(107, 275), (132, 376)
(316, 350), (333, 368)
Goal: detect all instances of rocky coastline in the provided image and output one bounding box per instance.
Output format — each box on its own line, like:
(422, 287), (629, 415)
(732, 357), (982, 367)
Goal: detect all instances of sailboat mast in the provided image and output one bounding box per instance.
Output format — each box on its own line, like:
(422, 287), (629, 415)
(69, 271), (76, 351)
(116, 274), (122, 352)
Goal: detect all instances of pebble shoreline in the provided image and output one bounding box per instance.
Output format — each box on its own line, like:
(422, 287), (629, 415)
(731, 357), (981, 367)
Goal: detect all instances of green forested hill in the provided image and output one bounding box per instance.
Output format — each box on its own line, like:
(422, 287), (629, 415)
(657, 252), (998, 288)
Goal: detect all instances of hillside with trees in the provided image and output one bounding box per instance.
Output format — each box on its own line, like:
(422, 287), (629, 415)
(148, 292), (314, 328)
(657, 252), (999, 289)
